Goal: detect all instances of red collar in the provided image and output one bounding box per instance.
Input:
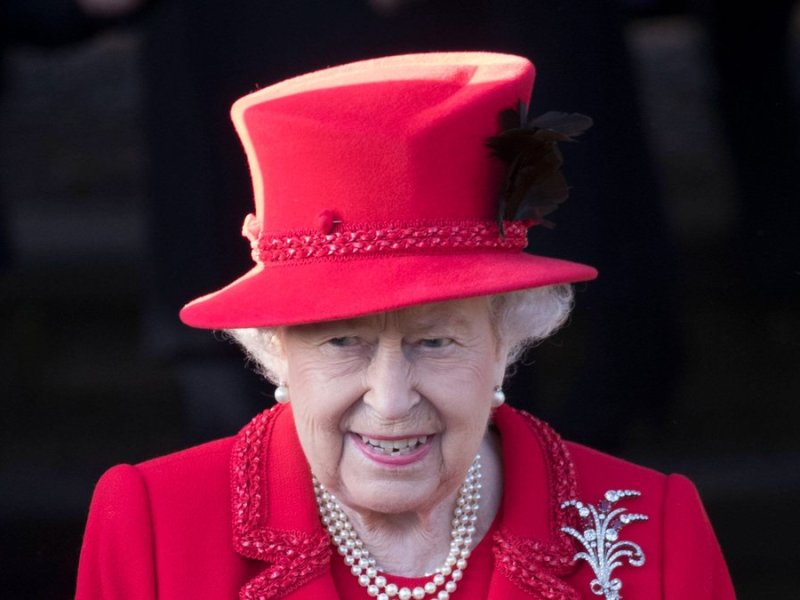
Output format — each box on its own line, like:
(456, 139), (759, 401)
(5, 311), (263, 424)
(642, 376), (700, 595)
(230, 404), (581, 599)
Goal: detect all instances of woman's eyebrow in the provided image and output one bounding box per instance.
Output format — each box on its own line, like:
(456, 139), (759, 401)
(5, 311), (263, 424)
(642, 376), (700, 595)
(293, 316), (371, 335)
(405, 312), (473, 335)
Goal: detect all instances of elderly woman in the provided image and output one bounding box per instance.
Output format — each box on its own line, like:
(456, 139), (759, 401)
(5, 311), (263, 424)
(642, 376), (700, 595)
(76, 52), (734, 599)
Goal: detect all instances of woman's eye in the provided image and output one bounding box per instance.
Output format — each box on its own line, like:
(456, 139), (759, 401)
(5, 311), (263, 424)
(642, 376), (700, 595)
(327, 336), (359, 347)
(419, 338), (453, 349)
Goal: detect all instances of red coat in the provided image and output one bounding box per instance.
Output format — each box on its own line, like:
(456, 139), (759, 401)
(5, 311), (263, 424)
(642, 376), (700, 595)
(76, 404), (735, 599)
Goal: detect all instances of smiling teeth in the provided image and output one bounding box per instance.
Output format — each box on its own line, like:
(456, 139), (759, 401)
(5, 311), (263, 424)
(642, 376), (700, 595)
(360, 435), (429, 455)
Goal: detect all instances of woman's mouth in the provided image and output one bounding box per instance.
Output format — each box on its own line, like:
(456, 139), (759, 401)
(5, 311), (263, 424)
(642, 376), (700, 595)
(359, 434), (429, 456)
(352, 433), (434, 465)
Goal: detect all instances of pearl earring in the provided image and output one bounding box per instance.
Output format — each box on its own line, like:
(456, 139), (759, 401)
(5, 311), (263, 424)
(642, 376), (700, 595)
(274, 383), (290, 404)
(492, 385), (506, 407)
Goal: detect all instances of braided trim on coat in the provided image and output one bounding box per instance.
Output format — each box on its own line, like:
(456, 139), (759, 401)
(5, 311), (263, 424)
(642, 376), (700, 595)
(492, 408), (581, 599)
(231, 408), (331, 599)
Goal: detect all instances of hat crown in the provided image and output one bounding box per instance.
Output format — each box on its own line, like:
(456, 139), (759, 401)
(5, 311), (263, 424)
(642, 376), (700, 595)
(232, 52), (535, 233)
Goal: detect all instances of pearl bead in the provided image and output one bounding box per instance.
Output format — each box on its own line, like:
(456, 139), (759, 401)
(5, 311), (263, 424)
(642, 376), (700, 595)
(274, 384), (289, 403)
(368, 584), (379, 596)
(445, 581), (457, 593)
(385, 583), (398, 596)
(437, 592), (450, 600)
(398, 588), (412, 600)
(412, 587), (425, 599)
(424, 581), (436, 594)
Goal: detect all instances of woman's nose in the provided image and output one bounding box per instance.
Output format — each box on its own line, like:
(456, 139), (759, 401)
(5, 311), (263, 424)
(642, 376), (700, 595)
(362, 345), (420, 421)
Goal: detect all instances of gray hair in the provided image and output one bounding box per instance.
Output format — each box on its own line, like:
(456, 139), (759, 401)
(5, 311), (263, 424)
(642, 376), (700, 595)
(226, 284), (573, 384)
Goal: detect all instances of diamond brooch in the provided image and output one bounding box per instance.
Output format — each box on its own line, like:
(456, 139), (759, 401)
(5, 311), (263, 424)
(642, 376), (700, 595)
(561, 489), (648, 600)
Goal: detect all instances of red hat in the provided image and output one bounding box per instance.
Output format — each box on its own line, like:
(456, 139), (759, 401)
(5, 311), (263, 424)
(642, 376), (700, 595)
(180, 52), (597, 329)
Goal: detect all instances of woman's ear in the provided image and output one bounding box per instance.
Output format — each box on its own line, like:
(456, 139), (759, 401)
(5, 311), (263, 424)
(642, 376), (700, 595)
(271, 328), (290, 383)
(493, 338), (511, 385)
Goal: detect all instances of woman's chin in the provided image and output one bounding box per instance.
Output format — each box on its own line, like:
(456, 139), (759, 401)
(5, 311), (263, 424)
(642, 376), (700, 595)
(343, 481), (438, 516)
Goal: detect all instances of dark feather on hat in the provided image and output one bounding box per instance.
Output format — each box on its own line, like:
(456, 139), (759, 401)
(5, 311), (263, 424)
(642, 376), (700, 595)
(487, 101), (592, 236)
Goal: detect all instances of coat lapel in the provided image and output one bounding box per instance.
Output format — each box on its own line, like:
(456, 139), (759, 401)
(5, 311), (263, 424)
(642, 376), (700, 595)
(485, 406), (581, 599)
(231, 405), (338, 599)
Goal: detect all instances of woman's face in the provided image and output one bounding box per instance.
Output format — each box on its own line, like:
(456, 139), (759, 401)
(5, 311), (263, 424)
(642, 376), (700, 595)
(278, 297), (507, 517)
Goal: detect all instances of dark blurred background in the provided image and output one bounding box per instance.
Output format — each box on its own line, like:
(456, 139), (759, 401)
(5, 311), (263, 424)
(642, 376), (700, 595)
(1, 1), (799, 598)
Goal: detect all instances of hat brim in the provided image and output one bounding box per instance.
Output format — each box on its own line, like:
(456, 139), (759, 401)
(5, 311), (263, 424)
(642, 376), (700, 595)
(179, 252), (597, 329)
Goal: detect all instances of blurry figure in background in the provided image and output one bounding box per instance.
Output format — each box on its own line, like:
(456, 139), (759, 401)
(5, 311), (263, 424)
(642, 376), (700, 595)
(698, 0), (800, 305)
(0, 0), (140, 271)
(139, 0), (681, 448)
(620, 0), (800, 300)
(0, 0), (144, 412)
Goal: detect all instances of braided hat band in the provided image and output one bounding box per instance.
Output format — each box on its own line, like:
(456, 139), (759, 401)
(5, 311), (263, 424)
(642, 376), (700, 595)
(243, 214), (530, 264)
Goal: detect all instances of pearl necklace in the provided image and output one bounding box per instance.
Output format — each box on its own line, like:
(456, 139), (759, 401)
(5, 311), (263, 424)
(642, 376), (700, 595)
(312, 455), (482, 600)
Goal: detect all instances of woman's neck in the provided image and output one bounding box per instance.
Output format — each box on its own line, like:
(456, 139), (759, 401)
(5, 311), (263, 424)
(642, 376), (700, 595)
(340, 431), (503, 577)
